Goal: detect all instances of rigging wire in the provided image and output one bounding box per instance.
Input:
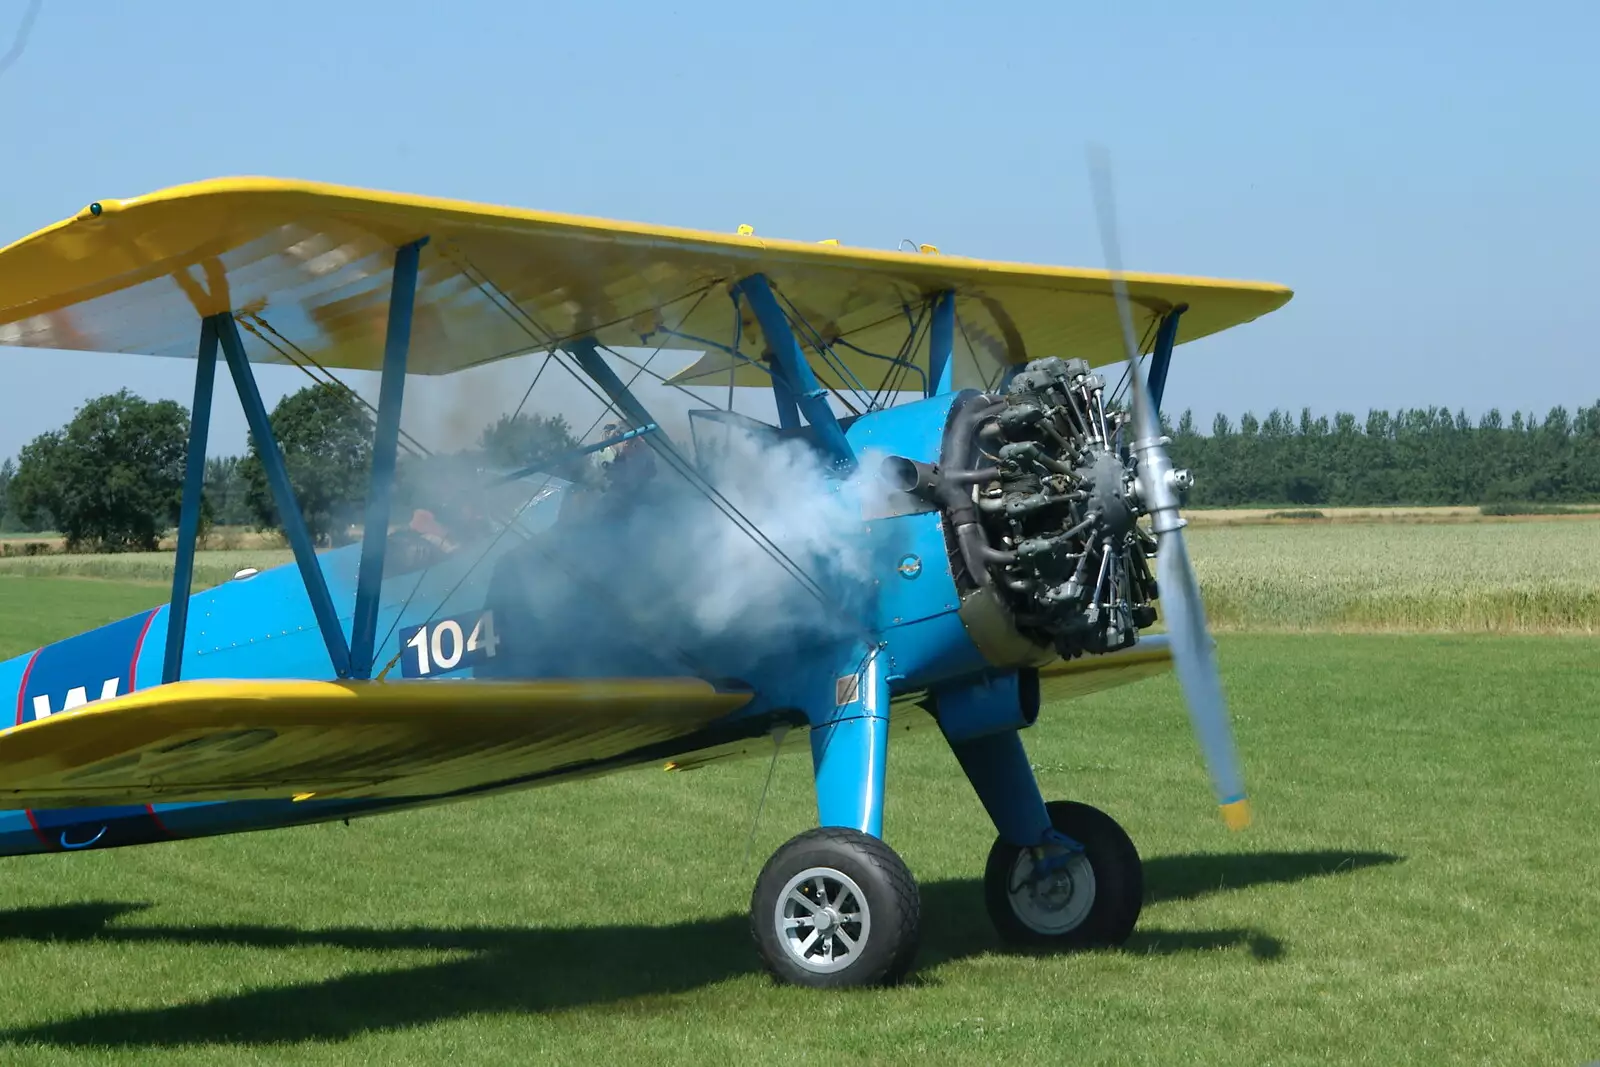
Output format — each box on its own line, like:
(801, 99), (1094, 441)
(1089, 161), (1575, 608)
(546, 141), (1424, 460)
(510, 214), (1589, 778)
(727, 291), (740, 414)
(378, 300), (725, 678)
(231, 281), (742, 675)
(955, 313), (1007, 393)
(1106, 316), (1163, 410)
(459, 268), (854, 624)
(597, 342), (726, 410)
(771, 289), (872, 414)
(240, 314), (434, 460)
(391, 285), (713, 612)
(870, 301), (930, 408)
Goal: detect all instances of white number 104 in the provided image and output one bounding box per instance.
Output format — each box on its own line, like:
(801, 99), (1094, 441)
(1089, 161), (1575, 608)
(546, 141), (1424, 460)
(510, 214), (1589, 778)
(405, 611), (499, 676)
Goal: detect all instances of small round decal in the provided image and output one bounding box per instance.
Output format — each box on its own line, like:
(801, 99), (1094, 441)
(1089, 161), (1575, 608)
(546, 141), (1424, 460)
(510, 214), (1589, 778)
(897, 554), (923, 579)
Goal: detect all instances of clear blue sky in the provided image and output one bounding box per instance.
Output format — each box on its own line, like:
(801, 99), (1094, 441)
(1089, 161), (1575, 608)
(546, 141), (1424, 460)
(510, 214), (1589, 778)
(1, 0), (1595, 459)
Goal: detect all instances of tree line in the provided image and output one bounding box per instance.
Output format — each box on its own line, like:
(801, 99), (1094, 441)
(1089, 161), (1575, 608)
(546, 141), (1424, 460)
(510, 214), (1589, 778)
(1164, 403), (1600, 507)
(0, 385), (581, 551)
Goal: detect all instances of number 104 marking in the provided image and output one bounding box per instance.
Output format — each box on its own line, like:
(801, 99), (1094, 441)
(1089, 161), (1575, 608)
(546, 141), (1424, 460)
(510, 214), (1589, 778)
(400, 611), (500, 677)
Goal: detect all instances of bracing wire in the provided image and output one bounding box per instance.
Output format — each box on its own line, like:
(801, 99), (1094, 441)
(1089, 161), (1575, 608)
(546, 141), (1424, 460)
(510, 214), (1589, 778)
(458, 268), (858, 627)
(1107, 316), (1163, 409)
(870, 301), (930, 408)
(240, 314), (435, 460)
(379, 289), (730, 676)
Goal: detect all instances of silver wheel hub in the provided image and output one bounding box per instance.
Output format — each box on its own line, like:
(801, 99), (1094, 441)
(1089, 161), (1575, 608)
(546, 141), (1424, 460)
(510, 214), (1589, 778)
(1008, 847), (1096, 934)
(774, 866), (871, 974)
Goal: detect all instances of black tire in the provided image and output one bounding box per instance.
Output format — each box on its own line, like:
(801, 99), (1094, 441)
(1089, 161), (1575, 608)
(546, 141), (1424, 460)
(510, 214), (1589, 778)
(984, 800), (1142, 948)
(750, 827), (921, 988)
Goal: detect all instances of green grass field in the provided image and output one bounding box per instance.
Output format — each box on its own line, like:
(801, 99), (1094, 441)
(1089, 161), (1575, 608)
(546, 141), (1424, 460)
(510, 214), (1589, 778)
(0, 530), (1597, 1064)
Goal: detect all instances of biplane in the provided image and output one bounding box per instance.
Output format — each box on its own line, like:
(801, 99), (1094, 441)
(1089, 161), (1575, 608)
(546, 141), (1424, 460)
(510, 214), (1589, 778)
(0, 174), (1291, 988)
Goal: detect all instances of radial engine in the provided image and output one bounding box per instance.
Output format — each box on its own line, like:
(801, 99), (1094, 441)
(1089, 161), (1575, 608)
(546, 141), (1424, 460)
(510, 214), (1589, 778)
(886, 356), (1191, 661)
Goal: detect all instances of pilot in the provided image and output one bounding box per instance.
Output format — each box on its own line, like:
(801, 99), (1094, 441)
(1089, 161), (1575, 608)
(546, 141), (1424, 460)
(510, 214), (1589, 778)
(603, 421), (657, 493)
(595, 423), (624, 474)
(399, 483), (491, 560)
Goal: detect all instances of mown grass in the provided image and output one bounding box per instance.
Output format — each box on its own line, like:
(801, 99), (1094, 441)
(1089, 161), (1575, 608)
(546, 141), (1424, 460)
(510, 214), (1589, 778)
(0, 577), (170, 658)
(0, 603), (1594, 1064)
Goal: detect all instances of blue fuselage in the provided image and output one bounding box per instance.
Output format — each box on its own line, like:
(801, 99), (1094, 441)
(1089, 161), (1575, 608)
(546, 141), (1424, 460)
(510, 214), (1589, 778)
(0, 393), (998, 857)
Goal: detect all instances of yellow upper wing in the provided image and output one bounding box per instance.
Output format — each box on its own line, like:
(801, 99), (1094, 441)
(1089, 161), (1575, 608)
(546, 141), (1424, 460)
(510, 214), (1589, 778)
(0, 677), (750, 807)
(0, 177), (1291, 390)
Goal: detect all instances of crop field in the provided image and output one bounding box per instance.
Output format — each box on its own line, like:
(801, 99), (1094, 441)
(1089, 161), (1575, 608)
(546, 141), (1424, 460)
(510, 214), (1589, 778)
(1188, 521), (1600, 633)
(0, 549), (289, 590)
(0, 522), (1595, 1064)
(1184, 504), (1600, 525)
(6, 517), (1598, 635)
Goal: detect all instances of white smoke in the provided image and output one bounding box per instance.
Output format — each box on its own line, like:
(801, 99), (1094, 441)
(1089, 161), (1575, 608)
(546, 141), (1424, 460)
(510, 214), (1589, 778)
(382, 358), (895, 681)
(660, 426), (881, 645)
(467, 421), (891, 681)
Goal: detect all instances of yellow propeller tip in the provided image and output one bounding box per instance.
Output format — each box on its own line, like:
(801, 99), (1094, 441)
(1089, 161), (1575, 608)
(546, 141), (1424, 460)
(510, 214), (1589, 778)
(1221, 798), (1252, 830)
(292, 792), (316, 802)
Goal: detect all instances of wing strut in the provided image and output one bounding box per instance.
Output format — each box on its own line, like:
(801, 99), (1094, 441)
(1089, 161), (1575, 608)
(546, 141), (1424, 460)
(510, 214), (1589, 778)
(217, 314), (353, 678)
(567, 337), (659, 430)
(164, 240), (432, 683)
(350, 238), (427, 678)
(163, 317), (220, 684)
(1145, 304), (1187, 414)
(770, 368), (802, 430)
(732, 274), (856, 470)
(926, 290), (956, 398)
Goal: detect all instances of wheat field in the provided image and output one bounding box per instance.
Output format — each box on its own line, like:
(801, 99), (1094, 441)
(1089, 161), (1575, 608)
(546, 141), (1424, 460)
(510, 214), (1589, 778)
(3, 519), (1597, 635)
(1186, 521), (1600, 633)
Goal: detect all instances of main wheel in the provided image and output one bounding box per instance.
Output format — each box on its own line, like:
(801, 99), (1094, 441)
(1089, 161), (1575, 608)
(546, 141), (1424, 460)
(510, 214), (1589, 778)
(750, 827), (921, 988)
(984, 800), (1142, 948)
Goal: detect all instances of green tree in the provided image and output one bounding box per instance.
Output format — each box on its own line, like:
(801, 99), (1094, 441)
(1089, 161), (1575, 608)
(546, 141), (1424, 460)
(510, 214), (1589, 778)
(8, 390), (190, 551)
(239, 383), (374, 546)
(0, 457), (13, 531)
(204, 455), (253, 526)
(477, 412), (581, 472)
(1165, 400), (1600, 508)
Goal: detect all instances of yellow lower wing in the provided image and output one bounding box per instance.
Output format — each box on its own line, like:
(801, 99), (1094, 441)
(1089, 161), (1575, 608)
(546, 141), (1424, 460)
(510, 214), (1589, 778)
(1034, 635), (1174, 704)
(661, 638), (1176, 775)
(0, 678), (750, 807)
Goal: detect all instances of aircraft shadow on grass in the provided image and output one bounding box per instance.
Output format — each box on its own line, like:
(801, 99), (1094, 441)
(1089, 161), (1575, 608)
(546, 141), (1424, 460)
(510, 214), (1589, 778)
(0, 849), (1399, 1049)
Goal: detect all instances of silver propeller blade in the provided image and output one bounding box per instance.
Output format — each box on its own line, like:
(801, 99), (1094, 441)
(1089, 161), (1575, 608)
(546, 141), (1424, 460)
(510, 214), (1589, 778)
(1087, 146), (1251, 830)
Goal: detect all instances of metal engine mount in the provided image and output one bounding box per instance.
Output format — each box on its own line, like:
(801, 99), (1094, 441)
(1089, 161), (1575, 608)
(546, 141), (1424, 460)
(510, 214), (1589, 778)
(888, 358), (1188, 661)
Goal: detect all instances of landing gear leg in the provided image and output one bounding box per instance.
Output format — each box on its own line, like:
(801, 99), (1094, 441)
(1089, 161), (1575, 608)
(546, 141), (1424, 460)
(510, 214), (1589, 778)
(951, 728), (1143, 948)
(750, 648), (922, 987)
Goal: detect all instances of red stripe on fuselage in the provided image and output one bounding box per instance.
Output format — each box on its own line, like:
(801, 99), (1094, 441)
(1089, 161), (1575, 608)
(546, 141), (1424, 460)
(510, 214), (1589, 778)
(127, 608), (174, 838)
(22, 808), (50, 850)
(15, 649), (48, 846)
(13, 648), (40, 728)
(129, 608), (157, 690)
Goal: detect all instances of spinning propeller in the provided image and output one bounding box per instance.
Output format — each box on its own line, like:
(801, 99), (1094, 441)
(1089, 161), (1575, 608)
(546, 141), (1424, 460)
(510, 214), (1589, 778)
(1087, 147), (1252, 830)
